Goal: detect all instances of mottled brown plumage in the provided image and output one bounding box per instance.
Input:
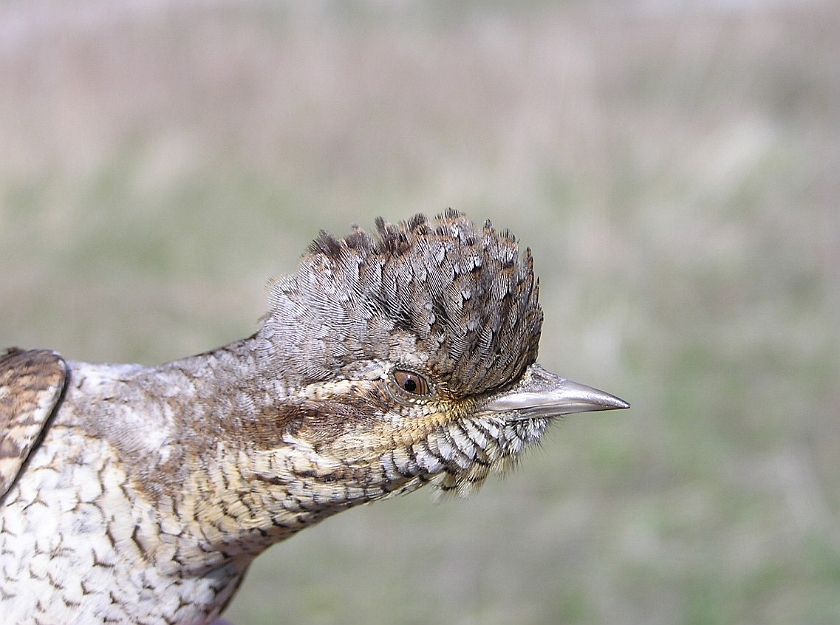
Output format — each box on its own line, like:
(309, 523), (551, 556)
(0, 349), (67, 498)
(0, 211), (627, 624)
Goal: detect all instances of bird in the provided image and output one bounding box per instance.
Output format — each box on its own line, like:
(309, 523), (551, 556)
(0, 210), (628, 624)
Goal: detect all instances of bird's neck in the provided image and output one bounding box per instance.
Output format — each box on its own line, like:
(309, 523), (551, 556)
(140, 334), (410, 566)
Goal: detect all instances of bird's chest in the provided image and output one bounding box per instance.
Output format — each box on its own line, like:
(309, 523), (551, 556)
(0, 424), (243, 625)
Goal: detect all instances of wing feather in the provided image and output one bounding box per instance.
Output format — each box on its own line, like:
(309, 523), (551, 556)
(0, 348), (67, 500)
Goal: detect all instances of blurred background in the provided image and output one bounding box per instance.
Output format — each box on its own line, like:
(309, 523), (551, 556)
(1, 1), (838, 623)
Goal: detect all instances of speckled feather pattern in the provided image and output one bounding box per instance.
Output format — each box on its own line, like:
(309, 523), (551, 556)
(260, 210), (542, 395)
(0, 349), (67, 500)
(0, 212), (563, 624)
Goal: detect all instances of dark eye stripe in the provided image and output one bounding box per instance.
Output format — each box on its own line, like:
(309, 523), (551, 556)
(393, 370), (431, 396)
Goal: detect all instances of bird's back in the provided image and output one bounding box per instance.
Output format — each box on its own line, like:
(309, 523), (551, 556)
(0, 350), (248, 624)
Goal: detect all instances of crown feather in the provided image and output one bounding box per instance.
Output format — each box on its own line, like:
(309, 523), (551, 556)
(261, 212), (542, 396)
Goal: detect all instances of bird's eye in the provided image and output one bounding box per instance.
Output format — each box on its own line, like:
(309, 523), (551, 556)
(393, 369), (431, 396)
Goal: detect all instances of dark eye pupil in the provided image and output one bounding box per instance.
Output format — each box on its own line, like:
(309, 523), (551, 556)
(393, 369), (429, 395)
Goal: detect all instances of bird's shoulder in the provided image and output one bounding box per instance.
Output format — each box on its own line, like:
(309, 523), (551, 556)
(0, 348), (67, 500)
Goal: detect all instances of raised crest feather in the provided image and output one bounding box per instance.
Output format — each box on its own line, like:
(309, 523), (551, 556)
(261, 211), (543, 396)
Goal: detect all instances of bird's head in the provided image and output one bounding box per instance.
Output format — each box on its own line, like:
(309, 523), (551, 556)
(253, 210), (627, 498)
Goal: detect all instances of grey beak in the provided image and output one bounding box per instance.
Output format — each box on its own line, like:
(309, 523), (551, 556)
(484, 364), (629, 421)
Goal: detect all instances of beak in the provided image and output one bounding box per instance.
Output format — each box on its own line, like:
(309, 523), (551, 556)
(483, 364), (629, 421)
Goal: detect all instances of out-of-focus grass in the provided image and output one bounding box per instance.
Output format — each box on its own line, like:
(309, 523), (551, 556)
(1, 2), (839, 624)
